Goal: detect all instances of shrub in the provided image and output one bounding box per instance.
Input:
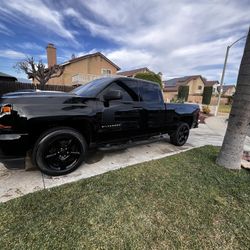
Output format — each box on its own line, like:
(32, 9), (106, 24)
(202, 86), (213, 105)
(202, 105), (211, 114)
(177, 86), (189, 101)
(134, 72), (162, 88)
(227, 95), (234, 105)
(170, 97), (185, 103)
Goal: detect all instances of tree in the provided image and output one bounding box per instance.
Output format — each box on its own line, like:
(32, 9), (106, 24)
(178, 85), (189, 101)
(216, 28), (250, 169)
(134, 71), (162, 88)
(202, 86), (213, 105)
(15, 57), (64, 89)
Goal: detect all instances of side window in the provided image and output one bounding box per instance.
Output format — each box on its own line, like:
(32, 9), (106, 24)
(101, 80), (139, 102)
(139, 82), (161, 103)
(119, 80), (139, 102)
(105, 82), (132, 101)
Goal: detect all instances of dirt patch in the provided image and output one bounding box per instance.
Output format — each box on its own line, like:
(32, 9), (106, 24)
(243, 151), (250, 162)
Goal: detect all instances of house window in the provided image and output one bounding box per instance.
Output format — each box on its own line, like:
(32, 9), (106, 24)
(198, 85), (202, 90)
(72, 74), (81, 83)
(101, 69), (111, 75)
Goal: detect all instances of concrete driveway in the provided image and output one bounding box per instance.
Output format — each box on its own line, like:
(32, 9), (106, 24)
(205, 115), (250, 151)
(0, 118), (245, 203)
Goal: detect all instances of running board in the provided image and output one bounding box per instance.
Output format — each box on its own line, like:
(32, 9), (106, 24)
(98, 134), (169, 151)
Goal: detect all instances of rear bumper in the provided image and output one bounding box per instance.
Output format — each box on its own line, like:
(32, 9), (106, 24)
(0, 133), (29, 169)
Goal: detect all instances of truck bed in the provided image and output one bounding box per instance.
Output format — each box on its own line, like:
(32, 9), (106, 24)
(165, 103), (199, 115)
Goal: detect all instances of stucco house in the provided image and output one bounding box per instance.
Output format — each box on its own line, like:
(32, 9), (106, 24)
(163, 75), (206, 101)
(117, 67), (151, 77)
(34, 43), (120, 86)
(205, 80), (220, 95)
(219, 85), (236, 96)
(163, 75), (221, 102)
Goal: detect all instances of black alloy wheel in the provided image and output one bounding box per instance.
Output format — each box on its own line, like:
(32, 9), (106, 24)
(33, 128), (86, 176)
(170, 122), (190, 146)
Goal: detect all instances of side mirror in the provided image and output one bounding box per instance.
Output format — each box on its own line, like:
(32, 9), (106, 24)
(103, 90), (122, 101)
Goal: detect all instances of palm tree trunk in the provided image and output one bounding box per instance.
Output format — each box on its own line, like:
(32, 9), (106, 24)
(216, 27), (250, 169)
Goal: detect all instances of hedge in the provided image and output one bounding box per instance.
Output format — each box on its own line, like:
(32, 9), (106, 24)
(202, 86), (213, 105)
(177, 86), (189, 101)
(134, 72), (162, 88)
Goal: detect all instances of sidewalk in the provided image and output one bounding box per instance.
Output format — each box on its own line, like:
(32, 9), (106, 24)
(205, 115), (229, 136)
(205, 115), (250, 151)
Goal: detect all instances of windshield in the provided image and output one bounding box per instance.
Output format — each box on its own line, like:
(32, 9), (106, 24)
(70, 78), (112, 97)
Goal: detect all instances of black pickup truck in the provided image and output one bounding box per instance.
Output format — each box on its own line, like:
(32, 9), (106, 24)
(0, 77), (199, 175)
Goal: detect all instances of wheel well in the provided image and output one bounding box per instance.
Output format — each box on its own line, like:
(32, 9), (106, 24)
(28, 120), (93, 148)
(180, 116), (193, 128)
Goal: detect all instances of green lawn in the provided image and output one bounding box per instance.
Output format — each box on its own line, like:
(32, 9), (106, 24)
(219, 104), (232, 113)
(0, 146), (250, 249)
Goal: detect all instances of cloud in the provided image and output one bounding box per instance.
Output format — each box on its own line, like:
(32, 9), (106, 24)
(1, 0), (249, 83)
(17, 42), (44, 51)
(66, 0), (250, 82)
(0, 23), (14, 36)
(105, 48), (154, 70)
(0, 49), (26, 59)
(0, 0), (76, 42)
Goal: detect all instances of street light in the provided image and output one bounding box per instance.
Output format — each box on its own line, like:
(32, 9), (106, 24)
(214, 35), (247, 116)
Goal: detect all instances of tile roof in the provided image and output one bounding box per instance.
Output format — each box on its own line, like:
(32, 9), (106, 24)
(218, 84), (236, 93)
(163, 75), (203, 88)
(205, 80), (219, 86)
(61, 52), (120, 70)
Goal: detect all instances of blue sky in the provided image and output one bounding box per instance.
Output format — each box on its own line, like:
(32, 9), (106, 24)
(0, 0), (249, 83)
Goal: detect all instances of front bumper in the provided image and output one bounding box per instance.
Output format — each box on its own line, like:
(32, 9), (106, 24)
(0, 133), (29, 169)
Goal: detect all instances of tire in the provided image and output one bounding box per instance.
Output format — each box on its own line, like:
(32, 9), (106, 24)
(170, 122), (190, 146)
(32, 127), (87, 176)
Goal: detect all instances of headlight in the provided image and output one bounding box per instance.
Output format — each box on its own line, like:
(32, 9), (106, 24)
(0, 104), (12, 115)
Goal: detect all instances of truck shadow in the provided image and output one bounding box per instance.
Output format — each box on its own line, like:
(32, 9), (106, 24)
(85, 148), (127, 164)
(85, 150), (105, 164)
(85, 136), (174, 164)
